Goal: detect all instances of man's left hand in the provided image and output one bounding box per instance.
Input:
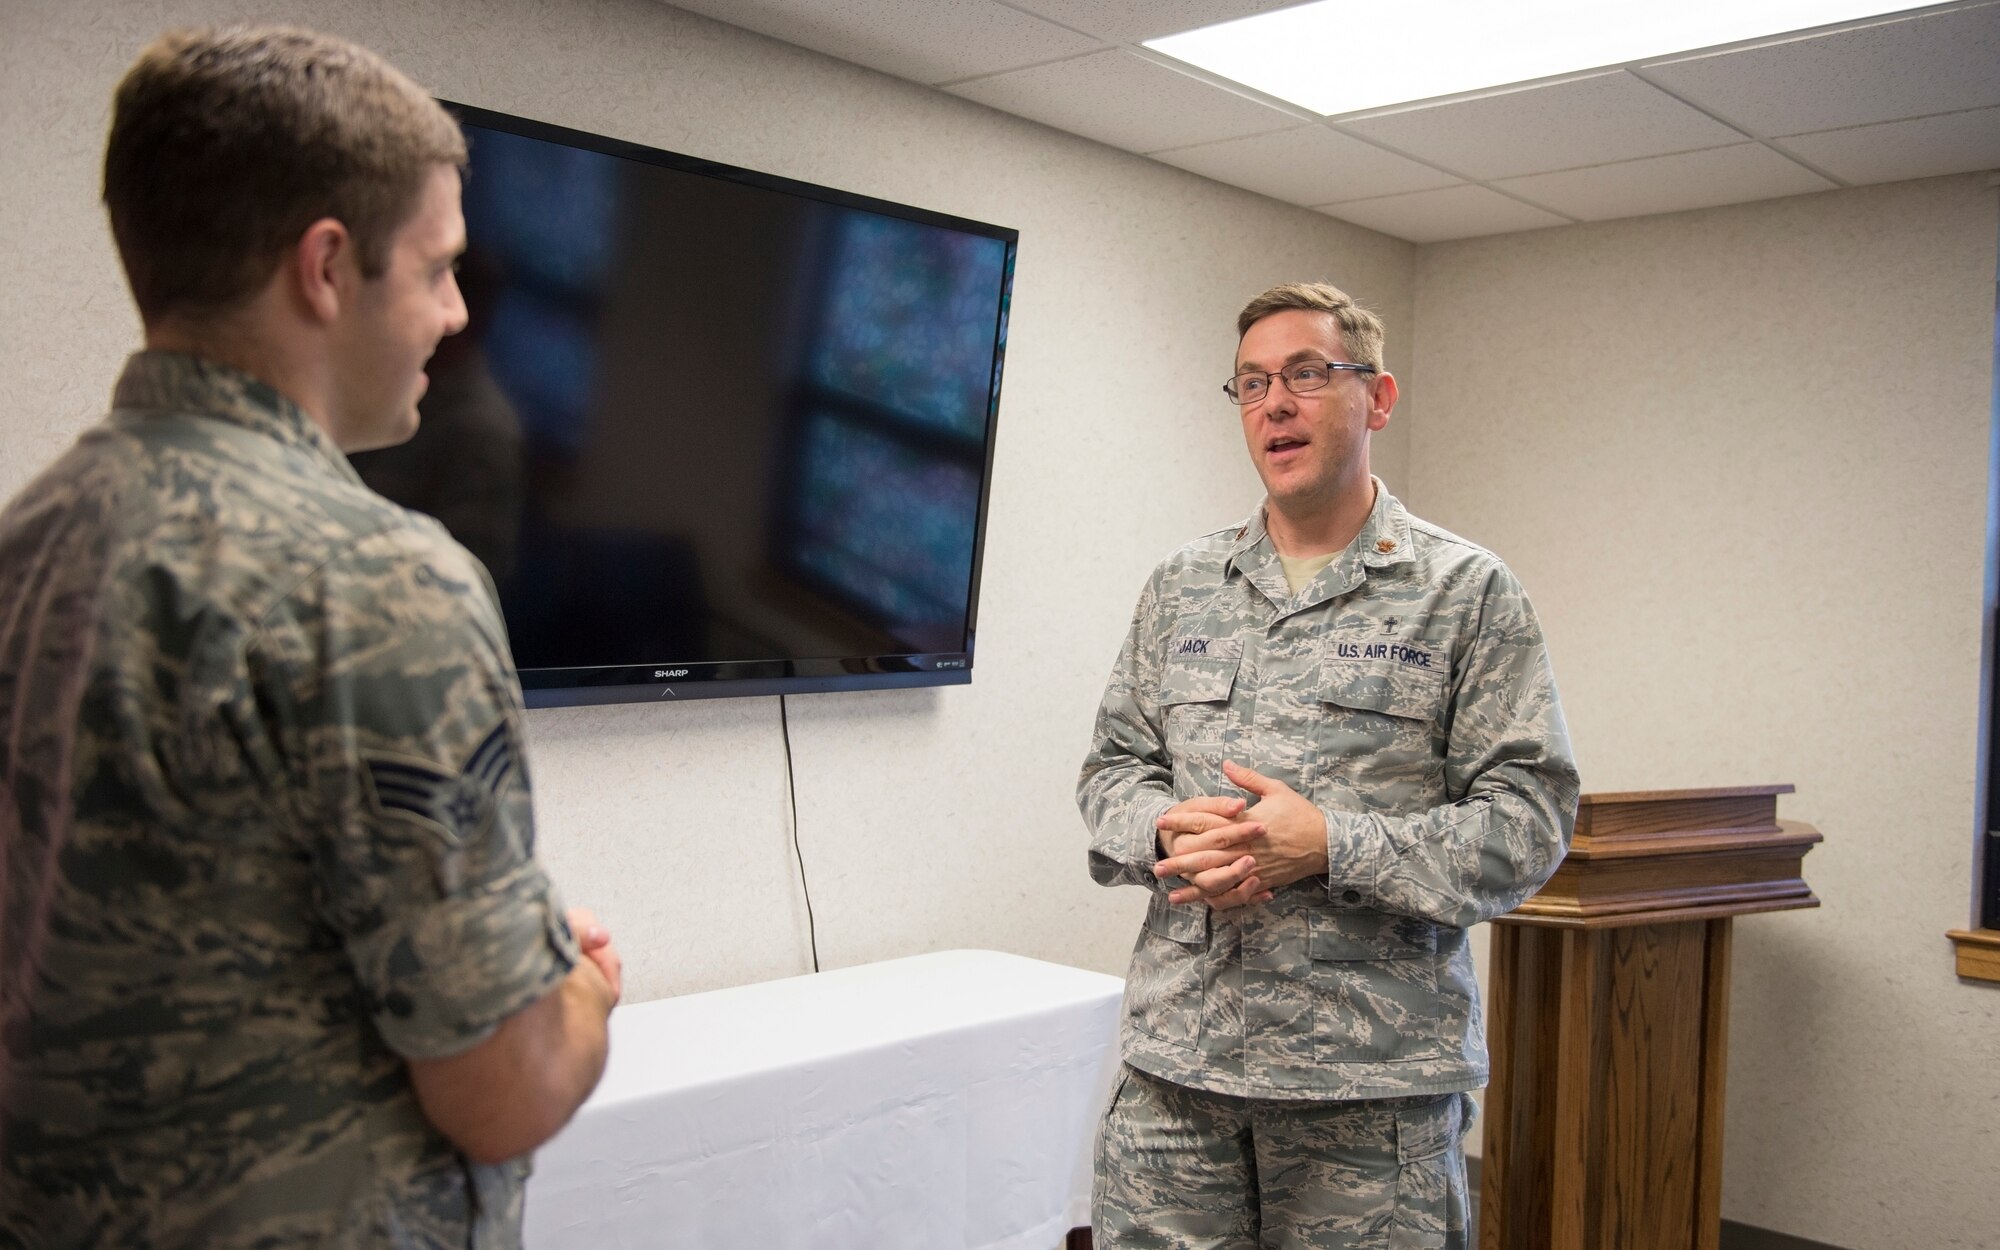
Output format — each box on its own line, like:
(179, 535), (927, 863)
(1221, 759), (1329, 893)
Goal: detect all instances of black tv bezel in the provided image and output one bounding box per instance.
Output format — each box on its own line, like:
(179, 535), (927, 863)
(439, 101), (1016, 709)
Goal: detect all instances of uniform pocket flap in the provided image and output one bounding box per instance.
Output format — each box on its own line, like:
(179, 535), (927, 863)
(1318, 650), (1447, 722)
(1395, 1093), (1468, 1164)
(1159, 647), (1242, 707)
(1145, 891), (1210, 945)
(1309, 913), (1438, 961)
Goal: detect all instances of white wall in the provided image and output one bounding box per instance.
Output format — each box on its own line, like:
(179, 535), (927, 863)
(1410, 174), (2000, 1250)
(0, 0), (1415, 1001)
(18, 6), (1992, 1247)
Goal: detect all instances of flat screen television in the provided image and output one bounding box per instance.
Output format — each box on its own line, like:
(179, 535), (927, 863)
(352, 103), (1016, 708)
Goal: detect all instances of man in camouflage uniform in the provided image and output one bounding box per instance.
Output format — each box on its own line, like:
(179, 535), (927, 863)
(1079, 283), (1578, 1248)
(0, 27), (621, 1248)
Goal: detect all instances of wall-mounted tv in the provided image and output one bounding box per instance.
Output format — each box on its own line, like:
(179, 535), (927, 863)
(352, 103), (1016, 708)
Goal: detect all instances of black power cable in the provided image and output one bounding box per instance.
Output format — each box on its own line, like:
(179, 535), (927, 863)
(777, 694), (820, 973)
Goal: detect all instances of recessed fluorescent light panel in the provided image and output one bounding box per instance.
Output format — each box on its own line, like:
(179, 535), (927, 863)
(1144, 0), (1935, 117)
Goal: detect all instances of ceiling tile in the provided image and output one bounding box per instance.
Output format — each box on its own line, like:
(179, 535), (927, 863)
(1776, 105), (2000, 185)
(1640, 2), (2000, 136)
(1495, 143), (1836, 221)
(1003, 1), (1301, 43)
(1318, 185), (1570, 244)
(947, 49), (1297, 153)
(669, 0), (1105, 85)
(1153, 125), (1461, 205)
(1337, 71), (1747, 181)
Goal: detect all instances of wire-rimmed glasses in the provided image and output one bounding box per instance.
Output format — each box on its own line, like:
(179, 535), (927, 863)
(1223, 359), (1376, 405)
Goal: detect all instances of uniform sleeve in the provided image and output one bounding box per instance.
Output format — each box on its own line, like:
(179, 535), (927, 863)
(1078, 567), (1179, 889)
(1320, 563), (1580, 928)
(259, 524), (580, 1060)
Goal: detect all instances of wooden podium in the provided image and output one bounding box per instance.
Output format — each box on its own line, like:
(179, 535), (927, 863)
(1479, 786), (1820, 1250)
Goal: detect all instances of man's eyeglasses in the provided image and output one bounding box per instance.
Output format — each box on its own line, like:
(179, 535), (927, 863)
(1223, 359), (1376, 405)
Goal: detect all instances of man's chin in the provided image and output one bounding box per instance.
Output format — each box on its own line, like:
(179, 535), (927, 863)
(341, 407), (421, 455)
(1257, 469), (1312, 503)
(385, 405), (422, 448)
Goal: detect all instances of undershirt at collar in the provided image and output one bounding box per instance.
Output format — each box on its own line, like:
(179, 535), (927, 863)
(1277, 550), (1337, 596)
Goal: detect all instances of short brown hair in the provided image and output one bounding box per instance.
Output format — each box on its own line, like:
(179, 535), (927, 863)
(1235, 282), (1386, 372)
(102, 26), (467, 323)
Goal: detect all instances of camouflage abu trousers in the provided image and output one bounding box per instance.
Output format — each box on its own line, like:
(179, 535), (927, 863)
(1093, 1065), (1472, 1250)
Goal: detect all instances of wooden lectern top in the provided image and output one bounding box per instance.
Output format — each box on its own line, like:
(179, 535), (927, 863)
(1503, 784), (1821, 929)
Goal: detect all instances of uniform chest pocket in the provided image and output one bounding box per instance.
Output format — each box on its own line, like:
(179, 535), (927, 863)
(1319, 650), (1448, 721)
(1316, 652), (1449, 790)
(1158, 645), (1241, 748)
(1159, 642), (1241, 800)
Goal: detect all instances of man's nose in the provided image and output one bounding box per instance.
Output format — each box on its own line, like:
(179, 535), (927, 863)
(443, 272), (470, 337)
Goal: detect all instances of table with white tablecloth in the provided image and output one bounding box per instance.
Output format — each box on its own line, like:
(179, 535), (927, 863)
(524, 949), (1126, 1250)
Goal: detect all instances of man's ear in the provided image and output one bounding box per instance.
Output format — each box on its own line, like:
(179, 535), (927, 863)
(1366, 371), (1399, 431)
(293, 217), (353, 325)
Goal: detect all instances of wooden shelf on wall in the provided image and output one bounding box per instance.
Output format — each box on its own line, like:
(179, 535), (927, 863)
(1946, 927), (2000, 984)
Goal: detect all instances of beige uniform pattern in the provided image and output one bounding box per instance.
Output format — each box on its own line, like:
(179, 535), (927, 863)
(1094, 1067), (1472, 1250)
(0, 353), (580, 1248)
(1080, 482), (1578, 1102)
(1080, 483), (1577, 1247)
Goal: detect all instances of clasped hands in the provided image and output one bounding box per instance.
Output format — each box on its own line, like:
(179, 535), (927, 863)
(1153, 760), (1329, 911)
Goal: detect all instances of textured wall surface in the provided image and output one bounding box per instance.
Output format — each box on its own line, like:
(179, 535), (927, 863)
(0, 0), (1414, 1003)
(14, 6), (1994, 1246)
(1410, 175), (2000, 1250)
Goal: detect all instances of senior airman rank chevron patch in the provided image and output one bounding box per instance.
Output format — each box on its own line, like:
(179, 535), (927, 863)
(362, 721), (516, 846)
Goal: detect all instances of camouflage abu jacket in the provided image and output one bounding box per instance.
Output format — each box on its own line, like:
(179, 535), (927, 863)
(1078, 482), (1578, 1101)
(0, 353), (581, 1248)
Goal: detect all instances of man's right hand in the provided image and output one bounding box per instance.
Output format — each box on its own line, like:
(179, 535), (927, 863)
(567, 906), (623, 1006)
(1154, 797), (1274, 911)
(407, 905), (622, 1165)
(1155, 796), (1244, 859)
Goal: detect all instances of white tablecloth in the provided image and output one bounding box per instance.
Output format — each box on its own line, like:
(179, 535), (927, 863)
(524, 949), (1126, 1250)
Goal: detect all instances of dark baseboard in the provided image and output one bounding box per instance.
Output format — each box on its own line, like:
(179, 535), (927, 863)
(1718, 1224), (1854, 1250)
(1463, 1156), (1852, 1250)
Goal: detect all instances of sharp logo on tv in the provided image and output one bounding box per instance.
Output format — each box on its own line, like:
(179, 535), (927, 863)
(349, 102), (1014, 708)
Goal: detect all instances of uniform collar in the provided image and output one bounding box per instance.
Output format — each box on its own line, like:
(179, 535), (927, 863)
(110, 351), (361, 485)
(1225, 478), (1415, 610)
(1353, 479), (1415, 571)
